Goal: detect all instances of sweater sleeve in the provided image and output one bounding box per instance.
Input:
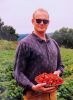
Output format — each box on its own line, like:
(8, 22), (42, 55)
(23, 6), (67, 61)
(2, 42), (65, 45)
(13, 41), (34, 90)
(53, 39), (64, 74)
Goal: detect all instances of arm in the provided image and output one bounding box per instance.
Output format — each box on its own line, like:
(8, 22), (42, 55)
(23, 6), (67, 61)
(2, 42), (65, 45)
(53, 40), (64, 76)
(13, 41), (34, 90)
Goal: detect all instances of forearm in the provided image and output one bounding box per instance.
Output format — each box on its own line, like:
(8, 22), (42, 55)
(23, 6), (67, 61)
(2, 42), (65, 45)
(14, 71), (34, 90)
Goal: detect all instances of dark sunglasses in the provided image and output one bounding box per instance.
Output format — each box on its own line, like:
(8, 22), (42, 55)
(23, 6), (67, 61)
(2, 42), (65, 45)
(36, 19), (49, 24)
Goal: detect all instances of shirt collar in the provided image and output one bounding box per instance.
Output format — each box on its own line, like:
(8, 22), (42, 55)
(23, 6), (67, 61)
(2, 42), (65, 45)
(32, 32), (50, 43)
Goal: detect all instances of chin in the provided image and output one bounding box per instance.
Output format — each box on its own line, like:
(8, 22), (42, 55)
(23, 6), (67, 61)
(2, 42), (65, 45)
(40, 31), (45, 33)
(38, 30), (46, 33)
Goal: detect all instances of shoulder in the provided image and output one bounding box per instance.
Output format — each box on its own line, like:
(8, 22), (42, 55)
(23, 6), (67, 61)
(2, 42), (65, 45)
(50, 37), (58, 45)
(18, 34), (33, 45)
(17, 34), (34, 50)
(19, 34), (32, 43)
(16, 35), (31, 52)
(52, 38), (59, 45)
(49, 38), (60, 49)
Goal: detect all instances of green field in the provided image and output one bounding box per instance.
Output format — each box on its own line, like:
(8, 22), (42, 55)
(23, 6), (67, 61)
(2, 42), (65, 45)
(0, 40), (73, 100)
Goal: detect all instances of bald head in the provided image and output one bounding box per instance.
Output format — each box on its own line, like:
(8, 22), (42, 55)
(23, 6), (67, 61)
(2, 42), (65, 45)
(32, 8), (49, 34)
(33, 8), (49, 19)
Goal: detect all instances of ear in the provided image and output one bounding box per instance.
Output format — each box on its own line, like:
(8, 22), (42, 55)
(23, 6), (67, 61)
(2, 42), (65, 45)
(32, 18), (35, 25)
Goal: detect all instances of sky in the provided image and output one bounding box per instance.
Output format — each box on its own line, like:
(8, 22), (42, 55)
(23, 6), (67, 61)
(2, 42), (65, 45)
(0, 0), (73, 34)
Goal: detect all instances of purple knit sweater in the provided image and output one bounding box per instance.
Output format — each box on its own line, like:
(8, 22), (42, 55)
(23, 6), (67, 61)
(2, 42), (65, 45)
(13, 33), (64, 94)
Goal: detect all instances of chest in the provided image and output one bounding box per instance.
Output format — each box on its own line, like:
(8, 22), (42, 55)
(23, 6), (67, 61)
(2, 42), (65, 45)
(29, 41), (58, 61)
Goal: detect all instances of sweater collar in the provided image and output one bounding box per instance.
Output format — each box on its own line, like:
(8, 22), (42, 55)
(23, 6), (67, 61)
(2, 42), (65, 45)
(32, 32), (50, 43)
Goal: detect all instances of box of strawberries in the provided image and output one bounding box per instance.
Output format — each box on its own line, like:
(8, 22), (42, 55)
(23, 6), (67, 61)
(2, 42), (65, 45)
(35, 73), (64, 87)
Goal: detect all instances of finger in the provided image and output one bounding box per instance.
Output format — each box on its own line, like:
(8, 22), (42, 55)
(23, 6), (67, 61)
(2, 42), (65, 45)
(43, 86), (56, 91)
(37, 83), (46, 87)
(43, 88), (57, 93)
(48, 86), (56, 89)
(47, 88), (56, 93)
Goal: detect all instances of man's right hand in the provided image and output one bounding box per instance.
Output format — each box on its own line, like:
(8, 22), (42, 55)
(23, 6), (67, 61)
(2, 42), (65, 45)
(32, 83), (57, 93)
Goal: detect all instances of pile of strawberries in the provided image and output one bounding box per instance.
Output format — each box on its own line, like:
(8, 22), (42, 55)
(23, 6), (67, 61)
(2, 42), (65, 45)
(35, 73), (64, 87)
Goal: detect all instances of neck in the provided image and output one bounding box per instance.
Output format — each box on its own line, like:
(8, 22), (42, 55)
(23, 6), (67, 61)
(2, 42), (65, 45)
(33, 30), (46, 41)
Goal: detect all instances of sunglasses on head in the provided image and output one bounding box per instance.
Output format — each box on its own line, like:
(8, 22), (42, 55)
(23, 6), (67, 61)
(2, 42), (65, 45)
(36, 19), (49, 24)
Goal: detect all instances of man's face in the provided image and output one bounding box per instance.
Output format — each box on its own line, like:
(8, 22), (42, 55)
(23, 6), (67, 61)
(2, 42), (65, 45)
(32, 11), (49, 33)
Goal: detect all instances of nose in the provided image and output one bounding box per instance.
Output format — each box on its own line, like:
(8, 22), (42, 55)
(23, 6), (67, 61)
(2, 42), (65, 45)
(40, 21), (43, 24)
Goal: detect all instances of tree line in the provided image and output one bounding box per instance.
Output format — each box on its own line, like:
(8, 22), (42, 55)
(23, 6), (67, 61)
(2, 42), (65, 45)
(0, 18), (18, 41)
(51, 27), (73, 48)
(1, 17), (73, 46)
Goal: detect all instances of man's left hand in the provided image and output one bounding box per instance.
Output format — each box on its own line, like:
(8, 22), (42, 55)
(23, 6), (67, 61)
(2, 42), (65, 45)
(53, 70), (61, 76)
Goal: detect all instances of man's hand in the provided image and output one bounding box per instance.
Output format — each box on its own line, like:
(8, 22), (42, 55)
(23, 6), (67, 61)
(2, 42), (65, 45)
(54, 70), (61, 76)
(32, 83), (57, 93)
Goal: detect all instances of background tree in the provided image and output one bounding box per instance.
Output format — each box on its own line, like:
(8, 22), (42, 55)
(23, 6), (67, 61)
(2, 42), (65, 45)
(51, 27), (73, 48)
(0, 18), (4, 31)
(2, 25), (16, 35)
(0, 18), (18, 41)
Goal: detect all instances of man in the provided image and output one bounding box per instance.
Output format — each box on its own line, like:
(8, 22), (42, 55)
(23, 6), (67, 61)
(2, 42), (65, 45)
(13, 8), (64, 100)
